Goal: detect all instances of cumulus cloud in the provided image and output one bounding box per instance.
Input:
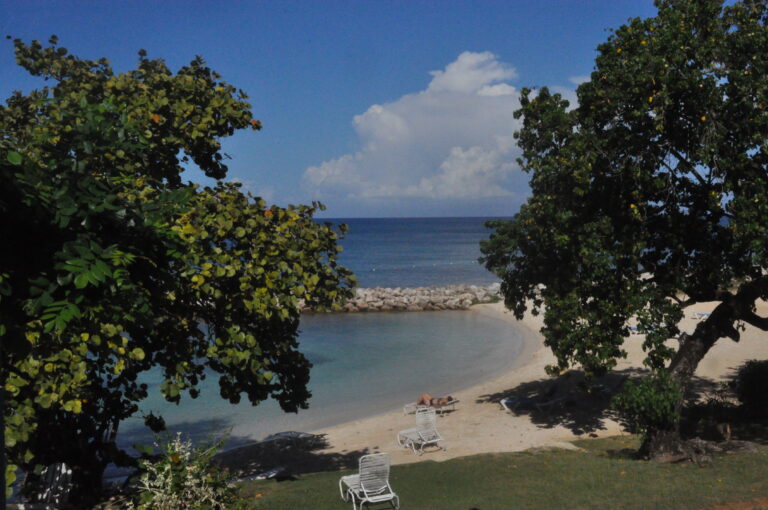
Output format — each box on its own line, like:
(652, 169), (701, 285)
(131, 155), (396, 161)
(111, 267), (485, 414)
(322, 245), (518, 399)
(569, 75), (591, 85)
(303, 52), (555, 212)
(427, 51), (517, 94)
(230, 177), (275, 203)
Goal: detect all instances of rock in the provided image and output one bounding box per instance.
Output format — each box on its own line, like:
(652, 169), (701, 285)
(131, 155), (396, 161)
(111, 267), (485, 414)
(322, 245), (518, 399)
(301, 283), (503, 314)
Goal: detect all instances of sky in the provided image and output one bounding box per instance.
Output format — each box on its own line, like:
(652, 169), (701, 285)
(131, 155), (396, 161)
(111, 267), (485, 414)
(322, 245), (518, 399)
(0, 1), (659, 218)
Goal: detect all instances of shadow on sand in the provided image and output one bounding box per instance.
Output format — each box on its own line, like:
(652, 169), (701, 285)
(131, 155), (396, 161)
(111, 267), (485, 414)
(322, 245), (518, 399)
(477, 369), (640, 436)
(118, 416), (371, 480)
(478, 365), (768, 445)
(114, 362), (768, 485)
(213, 432), (373, 480)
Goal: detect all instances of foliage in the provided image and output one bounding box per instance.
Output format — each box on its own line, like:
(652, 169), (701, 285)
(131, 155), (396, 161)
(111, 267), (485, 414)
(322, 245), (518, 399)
(732, 360), (768, 416)
(129, 434), (244, 510)
(612, 373), (681, 437)
(0, 37), (354, 500)
(481, 0), (768, 453)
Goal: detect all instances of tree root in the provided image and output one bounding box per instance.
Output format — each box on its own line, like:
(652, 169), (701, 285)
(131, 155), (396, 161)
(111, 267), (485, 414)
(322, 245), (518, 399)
(651, 438), (758, 466)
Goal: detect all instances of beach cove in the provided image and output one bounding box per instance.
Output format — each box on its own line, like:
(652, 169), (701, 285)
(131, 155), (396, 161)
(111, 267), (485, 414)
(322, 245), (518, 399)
(217, 299), (768, 475)
(117, 301), (528, 451)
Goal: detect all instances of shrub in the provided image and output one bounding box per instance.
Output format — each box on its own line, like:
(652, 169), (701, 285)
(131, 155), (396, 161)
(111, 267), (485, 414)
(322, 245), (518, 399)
(612, 372), (681, 437)
(733, 359), (768, 417)
(129, 434), (244, 510)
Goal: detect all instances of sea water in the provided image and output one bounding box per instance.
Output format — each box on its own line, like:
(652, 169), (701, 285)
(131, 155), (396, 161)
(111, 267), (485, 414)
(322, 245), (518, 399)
(330, 217), (501, 287)
(117, 217), (518, 451)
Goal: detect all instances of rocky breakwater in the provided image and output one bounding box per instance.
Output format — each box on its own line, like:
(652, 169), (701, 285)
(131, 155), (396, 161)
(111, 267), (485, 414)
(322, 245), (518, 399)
(302, 283), (501, 313)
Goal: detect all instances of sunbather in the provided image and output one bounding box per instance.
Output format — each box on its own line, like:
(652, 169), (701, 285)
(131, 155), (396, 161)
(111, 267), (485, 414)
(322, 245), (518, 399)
(417, 393), (454, 407)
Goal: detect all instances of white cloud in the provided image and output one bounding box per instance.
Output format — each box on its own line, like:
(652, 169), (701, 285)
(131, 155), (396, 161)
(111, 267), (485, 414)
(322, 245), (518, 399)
(230, 177), (276, 203)
(400, 145), (515, 199)
(427, 51), (517, 94)
(302, 52), (572, 212)
(569, 75), (591, 85)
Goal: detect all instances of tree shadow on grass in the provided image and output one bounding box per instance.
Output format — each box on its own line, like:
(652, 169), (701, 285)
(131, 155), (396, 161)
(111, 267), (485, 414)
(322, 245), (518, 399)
(213, 432), (373, 480)
(682, 367), (768, 445)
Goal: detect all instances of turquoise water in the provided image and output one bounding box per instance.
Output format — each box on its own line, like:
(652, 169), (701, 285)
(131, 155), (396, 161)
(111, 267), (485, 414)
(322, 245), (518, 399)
(116, 217), (522, 454)
(119, 310), (523, 450)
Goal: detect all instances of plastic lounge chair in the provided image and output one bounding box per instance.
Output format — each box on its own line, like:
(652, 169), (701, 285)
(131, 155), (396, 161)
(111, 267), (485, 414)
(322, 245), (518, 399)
(501, 395), (566, 413)
(403, 397), (459, 415)
(396, 407), (445, 455)
(339, 453), (399, 510)
(17, 462), (73, 509)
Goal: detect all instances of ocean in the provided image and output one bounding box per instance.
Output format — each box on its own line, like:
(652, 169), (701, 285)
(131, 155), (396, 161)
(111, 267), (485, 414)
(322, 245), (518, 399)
(328, 217), (502, 288)
(117, 217), (521, 453)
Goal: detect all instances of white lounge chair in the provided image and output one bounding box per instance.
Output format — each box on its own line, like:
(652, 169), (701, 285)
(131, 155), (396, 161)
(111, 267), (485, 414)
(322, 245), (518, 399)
(396, 407), (445, 455)
(500, 395), (566, 413)
(16, 462), (73, 509)
(338, 453), (399, 510)
(402, 397), (459, 415)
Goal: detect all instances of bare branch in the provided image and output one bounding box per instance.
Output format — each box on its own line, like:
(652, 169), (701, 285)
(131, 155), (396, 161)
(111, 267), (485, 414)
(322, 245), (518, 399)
(740, 312), (768, 331)
(668, 147), (708, 186)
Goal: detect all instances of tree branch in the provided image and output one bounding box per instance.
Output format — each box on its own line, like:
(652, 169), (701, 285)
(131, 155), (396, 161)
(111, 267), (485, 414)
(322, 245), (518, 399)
(740, 312), (768, 331)
(668, 148), (708, 186)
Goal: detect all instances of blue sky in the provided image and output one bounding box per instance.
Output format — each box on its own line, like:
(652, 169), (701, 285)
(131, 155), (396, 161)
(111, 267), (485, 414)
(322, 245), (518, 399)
(1, 1), (658, 217)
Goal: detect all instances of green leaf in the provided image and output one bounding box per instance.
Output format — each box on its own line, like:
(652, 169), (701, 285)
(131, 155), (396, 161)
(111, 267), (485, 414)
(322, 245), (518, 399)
(6, 151), (22, 165)
(74, 273), (89, 289)
(134, 444), (155, 457)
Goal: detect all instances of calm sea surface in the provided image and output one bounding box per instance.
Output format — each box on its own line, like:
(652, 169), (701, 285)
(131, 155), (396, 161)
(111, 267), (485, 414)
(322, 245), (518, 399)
(118, 217), (519, 453)
(329, 217), (502, 287)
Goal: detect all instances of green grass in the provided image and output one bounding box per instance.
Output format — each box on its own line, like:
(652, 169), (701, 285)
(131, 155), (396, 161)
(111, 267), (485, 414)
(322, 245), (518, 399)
(239, 437), (768, 510)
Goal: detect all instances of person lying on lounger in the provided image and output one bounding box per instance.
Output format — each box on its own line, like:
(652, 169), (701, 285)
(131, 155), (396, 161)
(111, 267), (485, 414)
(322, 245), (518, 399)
(417, 393), (455, 407)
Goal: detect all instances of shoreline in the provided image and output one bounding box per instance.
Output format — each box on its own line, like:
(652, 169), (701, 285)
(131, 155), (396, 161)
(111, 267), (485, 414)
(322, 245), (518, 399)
(304, 301), (580, 467)
(216, 301), (564, 474)
(217, 299), (768, 475)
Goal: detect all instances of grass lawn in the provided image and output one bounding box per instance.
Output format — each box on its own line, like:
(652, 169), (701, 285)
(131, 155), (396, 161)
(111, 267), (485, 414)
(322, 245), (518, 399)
(238, 437), (768, 510)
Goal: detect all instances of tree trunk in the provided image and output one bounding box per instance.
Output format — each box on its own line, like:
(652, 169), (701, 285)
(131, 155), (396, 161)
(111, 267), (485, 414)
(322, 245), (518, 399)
(640, 311), (725, 458)
(1, 346), (6, 510)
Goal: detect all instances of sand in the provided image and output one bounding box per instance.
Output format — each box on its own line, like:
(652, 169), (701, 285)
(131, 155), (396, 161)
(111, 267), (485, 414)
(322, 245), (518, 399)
(217, 300), (768, 476)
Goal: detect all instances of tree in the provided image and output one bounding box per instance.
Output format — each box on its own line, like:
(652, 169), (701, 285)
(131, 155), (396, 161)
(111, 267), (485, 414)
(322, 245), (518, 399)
(1, 37), (354, 504)
(481, 0), (768, 458)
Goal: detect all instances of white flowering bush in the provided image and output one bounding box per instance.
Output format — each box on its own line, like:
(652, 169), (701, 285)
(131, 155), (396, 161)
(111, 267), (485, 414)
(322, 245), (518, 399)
(130, 434), (244, 510)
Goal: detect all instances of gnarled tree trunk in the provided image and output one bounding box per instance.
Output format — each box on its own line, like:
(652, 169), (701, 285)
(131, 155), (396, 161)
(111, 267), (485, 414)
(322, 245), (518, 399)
(640, 303), (736, 458)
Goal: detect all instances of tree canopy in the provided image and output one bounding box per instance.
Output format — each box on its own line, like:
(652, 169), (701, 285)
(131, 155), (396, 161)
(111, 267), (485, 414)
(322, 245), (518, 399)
(482, 0), (768, 456)
(1, 37), (353, 502)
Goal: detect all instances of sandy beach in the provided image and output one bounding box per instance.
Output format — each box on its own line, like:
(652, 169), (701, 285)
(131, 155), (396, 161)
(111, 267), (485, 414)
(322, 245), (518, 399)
(217, 300), (768, 476)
